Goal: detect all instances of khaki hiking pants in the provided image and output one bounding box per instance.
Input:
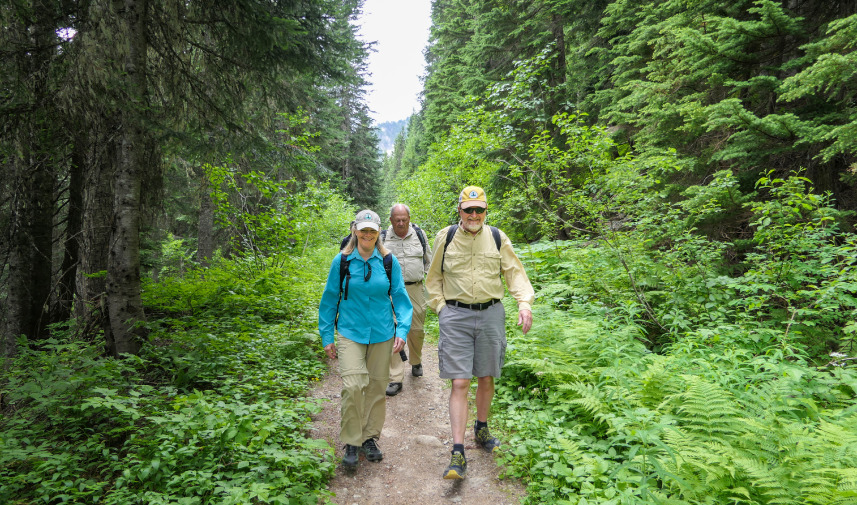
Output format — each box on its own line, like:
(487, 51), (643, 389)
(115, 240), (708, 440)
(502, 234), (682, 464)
(337, 336), (393, 446)
(390, 282), (427, 382)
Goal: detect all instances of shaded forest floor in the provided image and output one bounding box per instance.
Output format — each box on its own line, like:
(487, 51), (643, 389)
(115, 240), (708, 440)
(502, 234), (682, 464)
(308, 340), (527, 505)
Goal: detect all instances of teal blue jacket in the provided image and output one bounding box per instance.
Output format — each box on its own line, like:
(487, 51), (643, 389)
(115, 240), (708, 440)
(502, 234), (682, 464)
(318, 248), (412, 348)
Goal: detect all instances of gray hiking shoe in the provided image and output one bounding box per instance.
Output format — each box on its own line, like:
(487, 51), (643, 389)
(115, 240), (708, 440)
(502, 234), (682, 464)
(361, 438), (383, 462)
(475, 426), (501, 453)
(342, 444), (359, 469)
(443, 451), (467, 479)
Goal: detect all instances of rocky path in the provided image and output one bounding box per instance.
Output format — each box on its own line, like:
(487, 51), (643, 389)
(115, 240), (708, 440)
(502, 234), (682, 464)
(308, 341), (527, 505)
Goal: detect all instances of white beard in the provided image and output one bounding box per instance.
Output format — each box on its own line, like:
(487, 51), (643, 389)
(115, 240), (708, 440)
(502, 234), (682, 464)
(462, 220), (482, 233)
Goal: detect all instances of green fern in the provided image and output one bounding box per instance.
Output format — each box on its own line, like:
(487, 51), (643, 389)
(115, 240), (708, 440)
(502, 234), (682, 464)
(671, 376), (743, 438)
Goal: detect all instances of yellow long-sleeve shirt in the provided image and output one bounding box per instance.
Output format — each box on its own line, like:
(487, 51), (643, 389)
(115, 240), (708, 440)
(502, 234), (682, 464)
(425, 223), (534, 315)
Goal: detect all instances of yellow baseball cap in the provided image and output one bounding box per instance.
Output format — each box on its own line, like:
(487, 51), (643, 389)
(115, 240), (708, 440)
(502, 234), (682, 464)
(458, 185), (487, 208)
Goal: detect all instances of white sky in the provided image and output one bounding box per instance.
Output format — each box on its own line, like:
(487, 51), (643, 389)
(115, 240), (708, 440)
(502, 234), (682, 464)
(357, 0), (433, 125)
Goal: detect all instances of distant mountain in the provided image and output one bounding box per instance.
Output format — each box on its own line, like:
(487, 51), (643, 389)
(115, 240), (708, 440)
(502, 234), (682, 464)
(375, 119), (407, 154)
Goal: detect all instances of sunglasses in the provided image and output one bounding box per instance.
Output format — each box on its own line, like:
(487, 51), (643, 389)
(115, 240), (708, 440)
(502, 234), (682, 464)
(364, 262), (372, 282)
(461, 207), (486, 214)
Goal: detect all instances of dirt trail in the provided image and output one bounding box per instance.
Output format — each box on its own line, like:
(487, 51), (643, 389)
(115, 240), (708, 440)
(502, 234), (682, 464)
(308, 341), (527, 505)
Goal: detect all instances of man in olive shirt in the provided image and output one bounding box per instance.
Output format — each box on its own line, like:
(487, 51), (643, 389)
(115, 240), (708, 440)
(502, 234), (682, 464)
(425, 186), (534, 480)
(383, 204), (432, 396)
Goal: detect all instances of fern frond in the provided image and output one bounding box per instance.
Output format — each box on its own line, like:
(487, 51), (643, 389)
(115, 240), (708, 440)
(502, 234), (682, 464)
(555, 436), (587, 467)
(671, 375), (743, 438)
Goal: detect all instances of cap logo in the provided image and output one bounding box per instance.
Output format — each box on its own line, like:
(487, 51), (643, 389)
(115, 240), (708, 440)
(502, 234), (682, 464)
(469, 190), (478, 198)
(364, 213), (371, 220)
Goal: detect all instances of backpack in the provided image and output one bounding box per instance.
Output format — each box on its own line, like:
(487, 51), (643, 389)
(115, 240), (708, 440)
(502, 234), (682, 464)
(441, 224), (501, 273)
(340, 223), (428, 256)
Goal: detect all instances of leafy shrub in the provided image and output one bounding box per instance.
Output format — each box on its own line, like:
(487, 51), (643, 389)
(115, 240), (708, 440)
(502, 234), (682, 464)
(496, 302), (857, 505)
(1, 248), (335, 504)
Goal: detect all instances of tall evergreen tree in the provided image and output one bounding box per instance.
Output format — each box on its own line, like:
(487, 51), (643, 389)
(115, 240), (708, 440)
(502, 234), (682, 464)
(1, 0), (379, 357)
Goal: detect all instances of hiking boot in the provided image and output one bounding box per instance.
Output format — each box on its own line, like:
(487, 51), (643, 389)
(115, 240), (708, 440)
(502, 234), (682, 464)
(475, 426), (501, 453)
(342, 444), (359, 469)
(411, 364), (423, 377)
(443, 451), (467, 479)
(361, 438), (383, 462)
(386, 382), (402, 396)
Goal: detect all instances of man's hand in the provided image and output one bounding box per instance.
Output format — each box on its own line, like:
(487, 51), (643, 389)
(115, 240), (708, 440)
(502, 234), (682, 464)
(392, 337), (406, 353)
(518, 309), (533, 335)
(324, 343), (337, 360)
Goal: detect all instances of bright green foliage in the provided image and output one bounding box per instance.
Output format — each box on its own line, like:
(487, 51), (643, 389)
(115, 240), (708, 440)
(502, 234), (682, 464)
(395, 105), (505, 234)
(778, 14), (857, 163)
(419, 0), (857, 219)
(0, 326), (332, 504)
(422, 0), (573, 145)
(592, 0), (856, 200)
(495, 278), (857, 504)
(0, 211), (340, 504)
(407, 40), (857, 500)
(205, 164), (354, 277)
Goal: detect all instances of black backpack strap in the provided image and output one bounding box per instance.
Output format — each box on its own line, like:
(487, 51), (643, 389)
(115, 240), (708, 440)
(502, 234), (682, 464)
(335, 253), (350, 329)
(490, 226), (501, 251)
(441, 225), (459, 273)
(339, 253), (352, 300)
(383, 253), (393, 297)
(383, 253), (398, 335)
(381, 229), (387, 241)
(340, 234), (352, 250)
(411, 224), (428, 256)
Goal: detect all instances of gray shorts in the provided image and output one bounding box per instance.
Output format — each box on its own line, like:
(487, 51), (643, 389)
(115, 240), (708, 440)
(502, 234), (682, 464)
(438, 302), (506, 379)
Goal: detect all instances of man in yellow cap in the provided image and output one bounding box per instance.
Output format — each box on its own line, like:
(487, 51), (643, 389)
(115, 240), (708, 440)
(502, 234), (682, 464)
(425, 185), (534, 480)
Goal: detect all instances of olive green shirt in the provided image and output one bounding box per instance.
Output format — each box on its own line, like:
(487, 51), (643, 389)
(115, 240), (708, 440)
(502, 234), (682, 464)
(425, 223), (534, 314)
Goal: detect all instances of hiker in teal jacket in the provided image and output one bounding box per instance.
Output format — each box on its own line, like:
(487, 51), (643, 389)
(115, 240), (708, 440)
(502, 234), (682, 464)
(318, 209), (413, 472)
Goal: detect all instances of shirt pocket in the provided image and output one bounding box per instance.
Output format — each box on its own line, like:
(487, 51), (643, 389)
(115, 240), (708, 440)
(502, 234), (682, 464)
(404, 240), (424, 258)
(444, 251), (469, 272)
(478, 250), (502, 277)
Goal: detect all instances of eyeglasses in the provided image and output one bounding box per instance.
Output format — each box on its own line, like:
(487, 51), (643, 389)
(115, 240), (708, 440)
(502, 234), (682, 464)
(364, 262), (372, 282)
(358, 228), (379, 235)
(460, 207), (486, 214)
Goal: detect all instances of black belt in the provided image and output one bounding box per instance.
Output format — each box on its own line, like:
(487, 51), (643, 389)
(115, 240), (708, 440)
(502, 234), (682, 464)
(405, 281), (422, 286)
(446, 299), (500, 311)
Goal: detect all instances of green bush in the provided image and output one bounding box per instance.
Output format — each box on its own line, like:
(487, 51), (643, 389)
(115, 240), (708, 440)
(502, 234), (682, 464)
(1, 249), (335, 504)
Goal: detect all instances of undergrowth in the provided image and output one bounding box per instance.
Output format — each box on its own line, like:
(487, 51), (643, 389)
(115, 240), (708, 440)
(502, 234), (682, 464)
(0, 253), (335, 505)
(493, 234), (857, 504)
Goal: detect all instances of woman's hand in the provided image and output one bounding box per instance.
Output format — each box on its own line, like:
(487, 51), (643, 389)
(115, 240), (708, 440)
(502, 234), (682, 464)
(324, 343), (337, 360)
(392, 337), (406, 354)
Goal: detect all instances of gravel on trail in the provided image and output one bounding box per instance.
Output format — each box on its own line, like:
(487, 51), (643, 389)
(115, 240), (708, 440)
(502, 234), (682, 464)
(308, 340), (527, 505)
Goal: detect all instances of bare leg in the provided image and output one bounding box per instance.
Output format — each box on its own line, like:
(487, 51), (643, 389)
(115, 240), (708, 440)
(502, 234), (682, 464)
(449, 378), (470, 444)
(475, 376), (494, 423)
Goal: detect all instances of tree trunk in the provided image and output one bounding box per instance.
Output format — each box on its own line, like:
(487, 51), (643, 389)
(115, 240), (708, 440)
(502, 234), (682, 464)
(5, 154), (32, 359)
(106, 0), (148, 356)
(4, 4), (56, 355)
(55, 134), (86, 323)
(29, 157), (53, 341)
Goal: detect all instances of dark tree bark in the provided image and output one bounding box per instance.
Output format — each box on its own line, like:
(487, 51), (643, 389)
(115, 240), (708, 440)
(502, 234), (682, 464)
(4, 3), (57, 355)
(54, 133), (86, 324)
(106, 0), (148, 356)
(5, 157), (32, 358)
(76, 130), (115, 342)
